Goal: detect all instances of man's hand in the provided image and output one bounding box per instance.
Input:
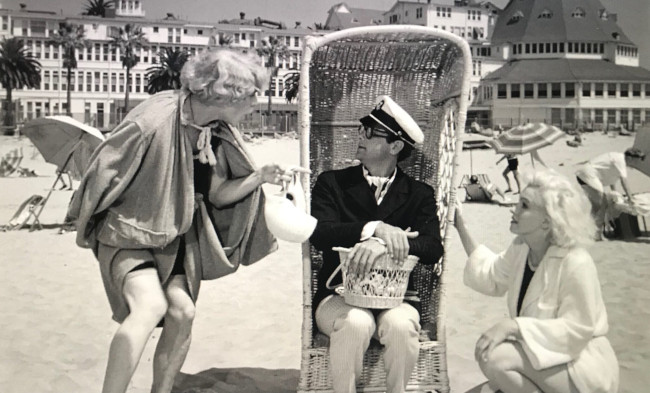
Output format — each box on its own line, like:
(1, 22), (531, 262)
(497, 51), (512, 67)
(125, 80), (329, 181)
(374, 222), (418, 262)
(344, 239), (387, 278)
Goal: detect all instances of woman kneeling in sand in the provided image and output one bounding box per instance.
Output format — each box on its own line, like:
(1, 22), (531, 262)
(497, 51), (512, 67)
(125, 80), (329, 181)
(454, 170), (619, 393)
(68, 49), (299, 393)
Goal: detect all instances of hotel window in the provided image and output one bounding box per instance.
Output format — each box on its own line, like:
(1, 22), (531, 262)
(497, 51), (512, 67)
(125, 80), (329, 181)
(94, 71), (100, 91)
(175, 28), (181, 43)
(44, 44), (50, 59)
(508, 11), (524, 25)
(633, 84), (641, 97)
(582, 83), (591, 97)
(565, 108), (575, 124)
(538, 9), (552, 19)
(153, 26), (159, 33)
(511, 83), (520, 98)
(95, 43), (101, 60)
(595, 83), (603, 96)
(524, 83), (534, 98)
(103, 44), (109, 61)
(538, 83), (548, 98)
(525, 43), (530, 54)
(78, 71), (83, 92)
(135, 74), (141, 93)
(572, 8), (585, 18)
(417, 8), (422, 18)
(34, 40), (42, 58)
(168, 29), (173, 43)
(599, 43), (604, 53)
(620, 109), (629, 125)
(119, 74), (125, 93)
(532, 43), (537, 54)
(61, 71), (67, 91)
(31, 20), (47, 36)
(551, 83), (561, 98)
(580, 43), (586, 53)
(546, 43), (551, 53)
(111, 73), (117, 92)
(633, 109), (641, 123)
(53, 71), (59, 90)
(1, 16), (7, 30)
(607, 83), (616, 97)
(102, 72), (108, 92)
(620, 84), (629, 97)
(294, 37), (299, 47)
(497, 84), (507, 99)
(607, 110), (616, 124)
(565, 83), (575, 98)
(86, 72), (92, 91)
(53, 45), (59, 60)
(513, 45), (518, 55)
(559, 42), (565, 52)
(595, 109), (603, 123)
(43, 71), (50, 90)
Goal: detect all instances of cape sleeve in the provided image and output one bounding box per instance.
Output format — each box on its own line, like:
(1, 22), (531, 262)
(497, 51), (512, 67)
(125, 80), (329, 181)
(463, 241), (521, 297)
(67, 121), (147, 249)
(516, 250), (603, 370)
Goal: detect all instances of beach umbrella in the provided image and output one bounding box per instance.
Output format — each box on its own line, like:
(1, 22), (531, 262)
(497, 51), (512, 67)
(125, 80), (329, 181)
(628, 127), (650, 178)
(490, 122), (564, 155)
(21, 115), (105, 178)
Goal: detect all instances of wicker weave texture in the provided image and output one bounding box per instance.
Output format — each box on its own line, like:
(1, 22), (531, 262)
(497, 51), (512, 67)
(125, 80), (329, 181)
(299, 27), (470, 393)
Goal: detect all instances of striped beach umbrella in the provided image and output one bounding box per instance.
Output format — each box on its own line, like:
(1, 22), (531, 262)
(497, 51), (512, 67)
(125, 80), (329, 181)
(490, 123), (565, 155)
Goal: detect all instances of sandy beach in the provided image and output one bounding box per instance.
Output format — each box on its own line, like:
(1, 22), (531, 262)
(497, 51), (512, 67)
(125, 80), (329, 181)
(1, 130), (649, 393)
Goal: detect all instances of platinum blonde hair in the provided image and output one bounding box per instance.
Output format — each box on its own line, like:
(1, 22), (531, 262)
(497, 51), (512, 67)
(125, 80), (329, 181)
(180, 48), (270, 104)
(522, 169), (597, 247)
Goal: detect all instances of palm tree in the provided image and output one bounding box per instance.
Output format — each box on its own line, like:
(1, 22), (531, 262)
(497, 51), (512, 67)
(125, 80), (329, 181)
(49, 22), (88, 116)
(111, 23), (148, 113)
(0, 38), (41, 129)
(83, 0), (114, 17)
(256, 36), (289, 118)
(145, 47), (188, 94)
(283, 71), (300, 103)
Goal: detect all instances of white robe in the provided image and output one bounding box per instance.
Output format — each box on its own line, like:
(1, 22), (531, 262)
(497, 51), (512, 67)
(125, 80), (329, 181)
(464, 237), (619, 393)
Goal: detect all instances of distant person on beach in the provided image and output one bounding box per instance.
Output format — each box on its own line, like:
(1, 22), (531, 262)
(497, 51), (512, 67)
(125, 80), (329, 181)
(454, 169), (619, 393)
(67, 48), (302, 393)
(496, 154), (520, 193)
(575, 149), (644, 238)
(466, 175), (515, 205)
(310, 96), (444, 393)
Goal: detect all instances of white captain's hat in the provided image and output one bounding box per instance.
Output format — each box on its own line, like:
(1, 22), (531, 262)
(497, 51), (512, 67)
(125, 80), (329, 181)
(359, 95), (424, 146)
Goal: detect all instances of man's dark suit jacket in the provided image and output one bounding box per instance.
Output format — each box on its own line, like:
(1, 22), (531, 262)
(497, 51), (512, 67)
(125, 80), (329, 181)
(310, 164), (444, 312)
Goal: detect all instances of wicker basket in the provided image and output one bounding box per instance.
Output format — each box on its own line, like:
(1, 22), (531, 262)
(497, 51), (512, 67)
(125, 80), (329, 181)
(329, 247), (419, 309)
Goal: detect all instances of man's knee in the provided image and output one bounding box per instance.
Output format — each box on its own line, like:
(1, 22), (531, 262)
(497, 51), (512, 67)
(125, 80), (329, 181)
(377, 309), (420, 342)
(166, 298), (196, 324)
(332, 307), (375, 338)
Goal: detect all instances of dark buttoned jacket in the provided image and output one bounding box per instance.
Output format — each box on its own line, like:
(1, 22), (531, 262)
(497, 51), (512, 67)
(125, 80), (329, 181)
(310, 164), (444, 311)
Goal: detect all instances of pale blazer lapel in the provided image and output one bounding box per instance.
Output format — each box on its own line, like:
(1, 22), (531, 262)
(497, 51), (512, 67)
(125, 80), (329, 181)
(518, 246), (570, 316)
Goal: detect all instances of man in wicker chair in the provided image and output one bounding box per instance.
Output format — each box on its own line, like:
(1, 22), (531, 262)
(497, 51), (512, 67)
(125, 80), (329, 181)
(310, 95), (444, 393)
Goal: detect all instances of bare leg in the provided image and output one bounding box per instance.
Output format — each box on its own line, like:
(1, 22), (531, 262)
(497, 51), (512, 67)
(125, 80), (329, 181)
(151, 275), (196, 393)
(102, 269), (168, 393)
(479, 341), (578, 393)
(502, 168), (512, 192)
(512, 170), (521, 194)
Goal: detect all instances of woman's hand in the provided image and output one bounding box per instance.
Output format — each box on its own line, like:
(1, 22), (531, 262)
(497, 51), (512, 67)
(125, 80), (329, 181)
(475, 319), (519, 363)
(258, 165), (310, 186)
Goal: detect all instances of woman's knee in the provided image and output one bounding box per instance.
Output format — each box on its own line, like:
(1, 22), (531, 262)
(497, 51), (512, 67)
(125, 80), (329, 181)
(129, 292), (169, 323)
(480, 342), (520, 379)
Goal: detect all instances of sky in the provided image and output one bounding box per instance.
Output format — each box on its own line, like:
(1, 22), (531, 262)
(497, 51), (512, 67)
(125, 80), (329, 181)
(1, 0), (646, 67)
(1, 0), (509, 25)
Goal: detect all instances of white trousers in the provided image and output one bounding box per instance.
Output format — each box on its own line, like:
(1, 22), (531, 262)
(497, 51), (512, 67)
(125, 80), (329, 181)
(315, 295), (421, 393)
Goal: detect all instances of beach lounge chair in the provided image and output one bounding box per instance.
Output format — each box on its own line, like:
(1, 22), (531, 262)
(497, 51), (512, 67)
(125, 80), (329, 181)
(462, 174), (517, 206)
(297, 26), (471, 393)
(0, 148), (24, 177)
(1, 194), (45, 231)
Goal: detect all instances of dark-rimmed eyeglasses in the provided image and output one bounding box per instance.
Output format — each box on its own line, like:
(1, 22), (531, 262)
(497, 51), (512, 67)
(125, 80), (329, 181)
(358, 125), (392, 140)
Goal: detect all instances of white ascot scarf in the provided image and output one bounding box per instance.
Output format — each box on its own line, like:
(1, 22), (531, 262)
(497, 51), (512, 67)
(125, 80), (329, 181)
(363, 167), (396, 205)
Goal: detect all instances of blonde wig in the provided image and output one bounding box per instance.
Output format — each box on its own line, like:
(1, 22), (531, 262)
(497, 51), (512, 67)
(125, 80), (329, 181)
(522, 169), (597, 247)
(180, 48), (270, 104)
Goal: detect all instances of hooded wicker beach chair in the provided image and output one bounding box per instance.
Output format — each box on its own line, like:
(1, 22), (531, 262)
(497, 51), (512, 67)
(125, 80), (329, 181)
(297, 26), (471, 393)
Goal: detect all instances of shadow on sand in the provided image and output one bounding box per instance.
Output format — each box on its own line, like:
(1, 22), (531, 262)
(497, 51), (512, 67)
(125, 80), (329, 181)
(174, 367), (300, 393)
